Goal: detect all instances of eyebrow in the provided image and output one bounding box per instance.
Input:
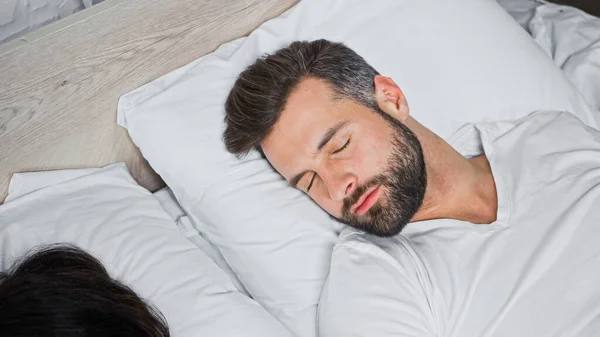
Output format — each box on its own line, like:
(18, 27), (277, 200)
(289, 120), (350, 188)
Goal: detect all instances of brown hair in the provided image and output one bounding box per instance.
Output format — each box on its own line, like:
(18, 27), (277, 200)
(223, 39), (380, 156)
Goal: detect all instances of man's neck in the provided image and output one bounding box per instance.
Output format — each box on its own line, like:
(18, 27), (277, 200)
(406, 117), (498, 224)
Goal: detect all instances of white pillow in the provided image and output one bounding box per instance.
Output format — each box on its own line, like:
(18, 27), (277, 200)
(153, 187), (186, 221)
(0, 164), (293, 337)
(6, 167), (101, 202)
(117, 0), (597, 335)
(154, 188), (249, 295)
(6, 167), (249, 296)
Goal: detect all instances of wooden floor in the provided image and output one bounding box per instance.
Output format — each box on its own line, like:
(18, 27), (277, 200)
(0, 0), (298, 203)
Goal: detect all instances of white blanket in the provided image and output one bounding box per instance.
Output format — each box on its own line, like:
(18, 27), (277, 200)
(501, 0), (600, 120)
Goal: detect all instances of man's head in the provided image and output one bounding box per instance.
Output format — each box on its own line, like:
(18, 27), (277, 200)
(224, 39), (427, 237)
(0, 244), (170, 337)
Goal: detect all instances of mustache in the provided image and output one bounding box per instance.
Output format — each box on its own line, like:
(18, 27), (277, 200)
(342, 175), (388, 213)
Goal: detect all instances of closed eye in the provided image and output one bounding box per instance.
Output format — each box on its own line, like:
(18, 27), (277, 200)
(333, 139), (350, 154)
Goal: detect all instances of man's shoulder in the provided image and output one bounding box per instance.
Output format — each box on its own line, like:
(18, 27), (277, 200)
(321, 228), (438, 337)
(484, 110), (598, 150)
(484, 110), (586, 135)
(333, 228), (423, 274)
(448, 111), (594, 156)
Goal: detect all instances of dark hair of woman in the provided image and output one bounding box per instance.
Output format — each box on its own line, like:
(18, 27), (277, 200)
(0, 244), (170, 337)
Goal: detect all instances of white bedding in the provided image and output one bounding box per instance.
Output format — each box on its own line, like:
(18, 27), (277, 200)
(117, 0), (597, 334)
(147, 5), (600, 306)
(1, 164), (293, 337)
(501, 0), (600, 119)
(7, 168), (248, 296)
(2, 1), (600, 335)
(153, 187), (249, 296)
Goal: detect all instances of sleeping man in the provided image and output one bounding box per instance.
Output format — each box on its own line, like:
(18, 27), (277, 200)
(222, 39), (600, 336)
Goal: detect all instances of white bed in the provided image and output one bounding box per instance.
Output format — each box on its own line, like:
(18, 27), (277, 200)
(1, 0), (600, 336)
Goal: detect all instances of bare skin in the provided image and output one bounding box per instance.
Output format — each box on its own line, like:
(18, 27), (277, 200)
(261, 75), (497, 226)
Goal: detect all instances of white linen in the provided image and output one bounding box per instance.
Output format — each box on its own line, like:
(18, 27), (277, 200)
(154, 187), (249, 295)
(499, 0), (600, 120)
(6, 168), (249, 296)
(117, 0), (596, 334)
(6, 167), (101, 202)
(529, 3), (600, 117)
(0, 164), (293, 337)
(497, 0), (544, 28)
(319, 110), (600, 336)
(153, 187), (186, 220)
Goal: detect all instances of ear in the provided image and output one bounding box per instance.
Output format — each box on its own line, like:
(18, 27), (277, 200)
(374, 75), (410, 122)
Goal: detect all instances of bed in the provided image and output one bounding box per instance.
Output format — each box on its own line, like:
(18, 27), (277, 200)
(1, 0), (600, 336)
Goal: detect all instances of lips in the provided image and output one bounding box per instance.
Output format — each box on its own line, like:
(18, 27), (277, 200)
(351, 185), (382, 216)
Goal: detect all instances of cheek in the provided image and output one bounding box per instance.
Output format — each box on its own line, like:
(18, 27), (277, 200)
(311, 190), (344, 217)
(354, 137), (391, 178)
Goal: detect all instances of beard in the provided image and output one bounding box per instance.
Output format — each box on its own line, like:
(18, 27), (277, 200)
(338, 112), (427, 237)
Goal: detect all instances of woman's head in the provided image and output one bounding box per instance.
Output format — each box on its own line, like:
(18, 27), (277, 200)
(0, 244), (170, 337)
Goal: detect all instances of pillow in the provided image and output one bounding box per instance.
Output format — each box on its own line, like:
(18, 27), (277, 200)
(6, 167), (101, 202)
(154, 187), (249, 295)
(154, 187), (186, 221)
(117, 0), (597, 335)
(0, 164), (293, 337)
(6, 167), (249, 296)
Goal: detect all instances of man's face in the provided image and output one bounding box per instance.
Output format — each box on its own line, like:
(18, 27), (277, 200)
(261, 77), (426, 236)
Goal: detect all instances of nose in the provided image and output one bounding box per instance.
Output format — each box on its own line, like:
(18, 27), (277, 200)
(322, 169), (358, 201)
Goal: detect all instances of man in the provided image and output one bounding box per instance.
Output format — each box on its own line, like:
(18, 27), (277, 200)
(0, 244), (170, 337)
(224, 39), (600, 335)
(224, 39), (498, 237)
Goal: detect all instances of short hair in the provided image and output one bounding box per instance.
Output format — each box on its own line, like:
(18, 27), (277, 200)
(223, 39), (380, 156)
(0, 244), (170, 337)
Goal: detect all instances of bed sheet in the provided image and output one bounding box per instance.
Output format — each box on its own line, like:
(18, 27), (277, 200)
(153, 187), (249, 296)
(500, 0), (600, 122)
